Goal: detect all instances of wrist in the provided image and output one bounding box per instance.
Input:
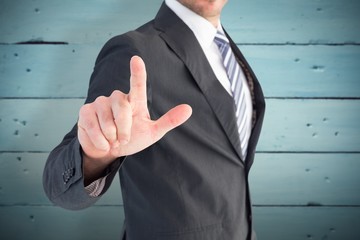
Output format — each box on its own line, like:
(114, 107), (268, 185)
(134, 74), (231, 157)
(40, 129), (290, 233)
(82, 151), (114, 186)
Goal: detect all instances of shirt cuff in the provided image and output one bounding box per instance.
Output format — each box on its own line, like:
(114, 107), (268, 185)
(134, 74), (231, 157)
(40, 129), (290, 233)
(84, 175), (107, 197)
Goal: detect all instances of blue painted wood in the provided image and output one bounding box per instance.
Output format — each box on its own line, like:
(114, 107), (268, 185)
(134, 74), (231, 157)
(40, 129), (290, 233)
(0, 152), (122, 206)
(0, 0), (163, 44)
(0, 45), (98, 98)
(0, 99), (82, 152)
(242, 45), (360, 98)
(0, 206), (125, 240)
(0, 206), (359, 240)
(0, 0), (359, 238)
(1, 153), (359, 206)
(0, 99), (359, 152)
(253, 207), (360, 240)
(0, 0), (359, 44)
(250, 153), (360, 205)
(258, 99), (360, 152)
(223, 0), (360, 44)
(1, 45), (359, 98)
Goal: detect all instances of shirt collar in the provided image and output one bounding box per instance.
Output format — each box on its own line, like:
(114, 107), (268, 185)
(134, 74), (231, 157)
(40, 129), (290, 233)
(165, 0), (224, 49)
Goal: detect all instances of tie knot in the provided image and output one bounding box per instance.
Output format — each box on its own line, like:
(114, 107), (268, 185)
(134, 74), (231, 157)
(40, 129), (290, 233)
(214, 31), (229, 53)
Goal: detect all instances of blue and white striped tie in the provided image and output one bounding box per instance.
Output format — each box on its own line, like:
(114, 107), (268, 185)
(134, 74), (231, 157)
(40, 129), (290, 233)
(214, 31), (250, 160)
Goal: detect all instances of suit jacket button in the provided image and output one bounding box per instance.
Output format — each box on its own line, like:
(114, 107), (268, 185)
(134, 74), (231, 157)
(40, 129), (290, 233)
(63, 168), (75, 184)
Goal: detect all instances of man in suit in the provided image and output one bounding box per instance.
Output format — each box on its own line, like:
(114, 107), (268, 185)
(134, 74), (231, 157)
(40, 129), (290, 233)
(43, 0), (265, 239)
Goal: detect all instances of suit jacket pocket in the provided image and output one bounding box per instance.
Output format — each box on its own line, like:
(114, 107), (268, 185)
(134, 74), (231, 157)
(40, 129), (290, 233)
(156, 222), (223, 240)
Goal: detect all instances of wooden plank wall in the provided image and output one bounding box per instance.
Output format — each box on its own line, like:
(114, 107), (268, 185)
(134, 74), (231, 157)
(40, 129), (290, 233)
(1, 0), (359, 239)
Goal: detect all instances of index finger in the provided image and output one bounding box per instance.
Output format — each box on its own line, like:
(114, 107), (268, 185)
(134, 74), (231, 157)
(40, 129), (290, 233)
(129, 56), (147, 103)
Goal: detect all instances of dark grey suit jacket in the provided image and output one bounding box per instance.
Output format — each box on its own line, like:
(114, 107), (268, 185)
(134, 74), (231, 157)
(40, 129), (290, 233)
(43, 2), (265, 240)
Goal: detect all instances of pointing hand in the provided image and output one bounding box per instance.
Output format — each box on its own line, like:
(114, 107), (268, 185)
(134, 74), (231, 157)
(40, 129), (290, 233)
(77, 56), (192, 169)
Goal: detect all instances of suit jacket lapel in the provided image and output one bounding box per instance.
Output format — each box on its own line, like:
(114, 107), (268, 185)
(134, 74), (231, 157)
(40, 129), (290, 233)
(154, 3), (244, 161)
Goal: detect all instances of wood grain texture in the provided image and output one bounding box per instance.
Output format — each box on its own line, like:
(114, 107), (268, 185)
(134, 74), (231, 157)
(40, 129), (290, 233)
(222, 0), (360, 44)
(0, 99), (359, 152)
(251, 153), (360, 205)
(242, 45), (360, 98)
(1, 45), (359, 98)
(0, 0), (359, 44)
(253, 207), (360, 240)
(0, 0), (163, 44)
(0, 45), (98, 98)
(0, 206), (358, 240)
(1, 152), (359, 206)
(0, 206), (125, 240)
(259, 99), (360, 152)
(0, 0), (359, 239)
(0, 152), (122, 206)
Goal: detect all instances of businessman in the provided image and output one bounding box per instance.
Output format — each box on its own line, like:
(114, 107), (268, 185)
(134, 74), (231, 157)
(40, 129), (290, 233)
(43, 0), (266, 239)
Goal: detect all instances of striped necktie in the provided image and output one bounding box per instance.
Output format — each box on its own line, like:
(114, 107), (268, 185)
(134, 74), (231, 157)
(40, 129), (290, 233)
(214, 31), (250, 160)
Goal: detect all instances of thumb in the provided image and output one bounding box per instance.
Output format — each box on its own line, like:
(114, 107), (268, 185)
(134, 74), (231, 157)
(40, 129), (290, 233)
(152, 104), (192, 140)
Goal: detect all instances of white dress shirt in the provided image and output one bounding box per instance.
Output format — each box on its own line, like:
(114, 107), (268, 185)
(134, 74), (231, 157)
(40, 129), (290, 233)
(165, 0), (253, 142)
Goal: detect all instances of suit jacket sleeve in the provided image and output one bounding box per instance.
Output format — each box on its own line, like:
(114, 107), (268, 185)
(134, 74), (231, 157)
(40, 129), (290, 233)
(42, 34), (140, 210)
